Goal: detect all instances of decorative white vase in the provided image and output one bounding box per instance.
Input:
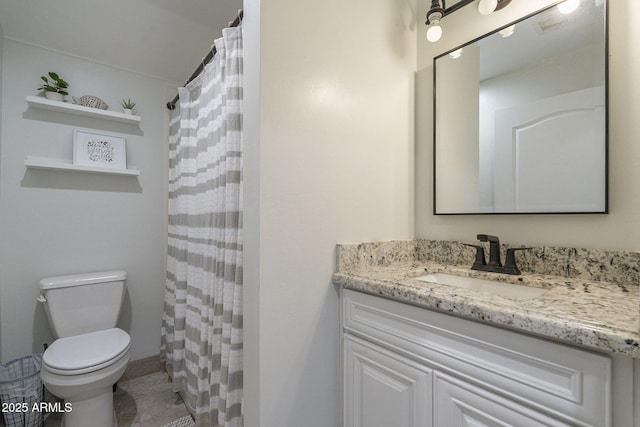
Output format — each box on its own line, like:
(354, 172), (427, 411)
(44, 91), (64, 102)
(123, 108), (133, 115)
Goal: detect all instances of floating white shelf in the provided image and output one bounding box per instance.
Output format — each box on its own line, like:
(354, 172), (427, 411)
(24, 156), (140, 176)
(26, 96), (142, 125)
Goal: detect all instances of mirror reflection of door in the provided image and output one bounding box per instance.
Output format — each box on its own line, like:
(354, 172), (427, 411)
(492, 86), (605, 212)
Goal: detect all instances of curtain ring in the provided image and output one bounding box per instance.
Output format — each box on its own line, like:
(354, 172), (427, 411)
(230, 9), (243, 27)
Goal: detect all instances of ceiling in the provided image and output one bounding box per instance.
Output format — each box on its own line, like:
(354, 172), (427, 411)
(0, 0), (244, 85)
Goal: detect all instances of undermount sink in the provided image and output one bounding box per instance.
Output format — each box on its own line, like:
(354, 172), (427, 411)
(416, 273), (546, 299)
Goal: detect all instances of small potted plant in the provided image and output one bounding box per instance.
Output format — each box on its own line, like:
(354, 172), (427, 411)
(37, 72), (69, 102)
(120, 98), (136, 115)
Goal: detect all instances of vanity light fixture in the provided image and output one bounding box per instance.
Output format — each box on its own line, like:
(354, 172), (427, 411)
(426, 0), (513, 43)
(426, 0), (445, 42)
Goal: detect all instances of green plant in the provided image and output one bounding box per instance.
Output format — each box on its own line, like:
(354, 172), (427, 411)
(37, 72), (69, 95)
(121, 98), (136, 109)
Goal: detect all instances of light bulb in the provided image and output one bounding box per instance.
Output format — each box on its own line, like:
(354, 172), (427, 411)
(499, 25), (515, 38)
(449, 48), (463, 59)
(558, 0), (579, 14)
(426, 21), (442, 43)
(478, 0), (498, 15)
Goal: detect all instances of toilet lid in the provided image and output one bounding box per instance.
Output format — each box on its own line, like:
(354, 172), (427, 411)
(43, 328), (130, 371)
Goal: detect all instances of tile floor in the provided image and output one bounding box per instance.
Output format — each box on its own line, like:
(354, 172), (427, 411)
(43, 371), (191, 427)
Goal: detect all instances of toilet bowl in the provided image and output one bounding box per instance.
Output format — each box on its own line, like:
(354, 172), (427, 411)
(41, 329), (130, 427)
(37, 271), (131, 427)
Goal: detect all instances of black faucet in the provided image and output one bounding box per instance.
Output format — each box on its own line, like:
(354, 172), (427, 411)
(464, 234), (530, 275)
(477, 234), (501, 267)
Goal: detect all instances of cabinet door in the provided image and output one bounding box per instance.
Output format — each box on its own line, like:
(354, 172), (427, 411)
(434, 372), (573, 427)
(344, 335), (432, 427)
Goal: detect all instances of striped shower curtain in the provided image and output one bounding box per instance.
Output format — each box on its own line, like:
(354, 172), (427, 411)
(161, 26), (243, 427)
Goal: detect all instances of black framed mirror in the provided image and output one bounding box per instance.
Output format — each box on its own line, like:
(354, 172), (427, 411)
(433, 0), (607, 214)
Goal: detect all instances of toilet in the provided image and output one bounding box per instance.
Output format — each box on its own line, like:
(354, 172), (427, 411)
(37, 270), (131, 427)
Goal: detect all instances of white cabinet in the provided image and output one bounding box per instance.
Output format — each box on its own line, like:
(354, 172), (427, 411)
(344, 335), (432, 427)
(341, 289), (614, 427)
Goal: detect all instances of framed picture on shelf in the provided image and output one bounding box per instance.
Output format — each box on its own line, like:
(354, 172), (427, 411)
(73, 130), (126, 170)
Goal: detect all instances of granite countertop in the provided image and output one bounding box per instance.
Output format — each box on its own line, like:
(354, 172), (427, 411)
(333, 260), (640, 358)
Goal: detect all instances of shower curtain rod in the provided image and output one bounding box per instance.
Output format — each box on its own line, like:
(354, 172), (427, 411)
(166, 10), (243, 110)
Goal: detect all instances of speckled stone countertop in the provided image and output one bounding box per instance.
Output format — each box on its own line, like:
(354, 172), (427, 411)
(333, 240), (640, 358)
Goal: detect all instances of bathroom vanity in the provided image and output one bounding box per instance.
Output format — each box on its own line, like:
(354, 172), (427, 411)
(332, 240), (640, 427)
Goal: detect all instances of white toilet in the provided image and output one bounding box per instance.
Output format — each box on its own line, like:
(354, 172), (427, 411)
(37, 270), (131, 427)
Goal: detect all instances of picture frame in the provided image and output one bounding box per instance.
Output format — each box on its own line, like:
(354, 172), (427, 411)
(73, 130), (126, 170)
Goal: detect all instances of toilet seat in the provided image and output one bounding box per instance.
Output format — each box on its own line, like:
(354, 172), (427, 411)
(43, 328), (130, 375)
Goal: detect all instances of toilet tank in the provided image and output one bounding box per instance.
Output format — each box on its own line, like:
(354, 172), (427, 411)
(38, 270), (127, 338)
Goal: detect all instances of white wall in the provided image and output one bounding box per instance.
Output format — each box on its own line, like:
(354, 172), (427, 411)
(416, 0), (640, 251)
(0, 40), (168, 363)
(243, 0), (416, 424)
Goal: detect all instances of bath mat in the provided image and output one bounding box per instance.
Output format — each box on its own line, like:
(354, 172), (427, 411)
(162, 415), (195, 427)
